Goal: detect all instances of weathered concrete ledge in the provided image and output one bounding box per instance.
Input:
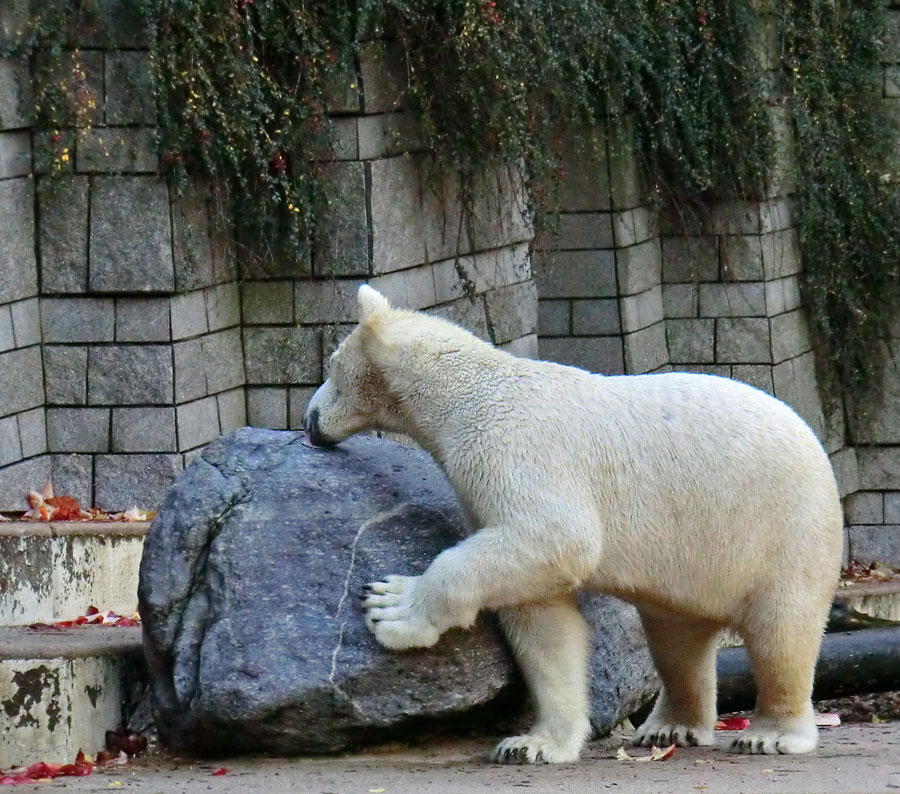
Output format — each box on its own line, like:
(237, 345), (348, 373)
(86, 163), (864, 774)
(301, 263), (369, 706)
(0, 521), (150, 538)
(0, 626), (142, 660)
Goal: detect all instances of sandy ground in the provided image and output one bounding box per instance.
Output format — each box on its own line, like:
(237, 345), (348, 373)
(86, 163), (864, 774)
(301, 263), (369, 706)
(39, 720), (900, 794)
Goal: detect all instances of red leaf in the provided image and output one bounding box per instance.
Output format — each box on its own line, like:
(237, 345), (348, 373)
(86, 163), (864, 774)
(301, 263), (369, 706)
(212, 768), (228, 776)
(46, 495), (83, 520)
(715, 717), (750, 731)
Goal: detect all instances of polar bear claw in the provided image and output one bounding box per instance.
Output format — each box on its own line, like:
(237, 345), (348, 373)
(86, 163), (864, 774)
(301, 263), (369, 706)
(362, 575), (441, 650)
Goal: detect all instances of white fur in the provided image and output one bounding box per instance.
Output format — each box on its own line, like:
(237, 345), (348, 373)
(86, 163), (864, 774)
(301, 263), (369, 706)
(304, 286), (844, 764)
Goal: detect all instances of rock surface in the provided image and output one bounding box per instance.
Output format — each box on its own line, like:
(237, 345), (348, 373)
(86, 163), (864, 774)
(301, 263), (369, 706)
(139, 427), (658, 755)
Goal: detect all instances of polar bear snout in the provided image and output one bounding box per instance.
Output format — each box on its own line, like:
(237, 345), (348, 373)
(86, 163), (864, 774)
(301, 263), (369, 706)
(303, 407), (337, 448)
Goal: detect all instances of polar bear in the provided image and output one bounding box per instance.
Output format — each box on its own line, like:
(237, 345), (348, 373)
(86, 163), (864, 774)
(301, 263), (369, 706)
(303, 285), (843, 764)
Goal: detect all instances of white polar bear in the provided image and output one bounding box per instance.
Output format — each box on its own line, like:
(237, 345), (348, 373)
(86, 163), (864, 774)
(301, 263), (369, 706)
(303, 285), (843, 764)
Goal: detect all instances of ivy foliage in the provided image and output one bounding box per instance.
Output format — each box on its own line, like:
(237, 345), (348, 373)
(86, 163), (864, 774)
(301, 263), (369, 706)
(8, 0), (899, 395)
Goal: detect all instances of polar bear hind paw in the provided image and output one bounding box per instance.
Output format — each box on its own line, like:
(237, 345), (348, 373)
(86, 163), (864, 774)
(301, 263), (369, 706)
(633, 722), (714, 748)
(491, 734), (581, 764)
(728, 725), (817, 755)
(362, 575), (440, 650)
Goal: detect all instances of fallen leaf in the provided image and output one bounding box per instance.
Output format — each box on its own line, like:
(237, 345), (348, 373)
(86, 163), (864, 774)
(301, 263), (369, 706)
(212, 768), (228, 776)
(715, 717), (750, 731)
(815, 713), (841, 727)
(615, 745), (675, 762)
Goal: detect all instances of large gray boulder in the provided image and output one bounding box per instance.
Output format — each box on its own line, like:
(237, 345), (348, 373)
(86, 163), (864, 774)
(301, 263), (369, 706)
(139, 428), (658, 754)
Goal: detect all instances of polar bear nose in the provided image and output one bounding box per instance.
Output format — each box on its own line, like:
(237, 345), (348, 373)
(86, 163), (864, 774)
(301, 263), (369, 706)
(304, 408), (336, 448)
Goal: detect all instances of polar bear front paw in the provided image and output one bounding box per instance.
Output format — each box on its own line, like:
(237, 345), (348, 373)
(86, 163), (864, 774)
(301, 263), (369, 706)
(362, 575), (441, 650)
(633, 721), (714, 748)
(728, 723), (817, 755)
(491, 734), (581, 764)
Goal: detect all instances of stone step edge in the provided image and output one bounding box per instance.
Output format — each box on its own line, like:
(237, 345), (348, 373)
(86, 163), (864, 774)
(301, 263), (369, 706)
(0, 521), (149, 539)
(0, 626), (142, 661)
(834, 580), (900, 600)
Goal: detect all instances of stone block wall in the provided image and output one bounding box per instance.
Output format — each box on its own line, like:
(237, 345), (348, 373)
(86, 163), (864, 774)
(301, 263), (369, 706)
(0, 13), (536, 511)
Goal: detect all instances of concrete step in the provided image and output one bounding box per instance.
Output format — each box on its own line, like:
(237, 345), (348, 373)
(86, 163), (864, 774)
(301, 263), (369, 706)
(0, 626), (143, 769)
(834, 580), (900, 622)
(0, 522), (148, 626)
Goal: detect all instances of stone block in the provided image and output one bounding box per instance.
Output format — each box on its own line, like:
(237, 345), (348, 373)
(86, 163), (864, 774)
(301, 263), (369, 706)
(427, 296), (491, 341)
(770, 309), (811, 364)
(314, 161), (369, 277)
(617, 239), (662, 296)
(830, 446), (860, 500)
(357, 111), (423, 160)
(771, 351), (825, 441)
(0, 457), (51, 511)
(47, 407), (109, 453)
(663, 283), (698, 319)
(0, 305), (13, 352)
(43, 345), (87, 405)
(534, 249), (618, 299)
(620, 285), (663, 333)
(759, 198), (794, 234)
(242, 281), (294, 325)
(847, 525), (900, 567)
(323, 58), (361, 114)
(500, 334), (539, 359)
(885, 493), (900, 524)
(554, 130), (611, 212)
(715, 317), (770, 364)
(48, 453), (91, 506)
(94, 454), (183, 511)
(0, 347), (43, 415)
(419, 167), (469, 263)
(661, 236), (719, 283)
(471, 244), (531, 295)
(76, 127), (157, 173)
(613, 208), (655, 248)
(173, 339), (206, 403)
(0, 57), (32, 129)
(17, 407), (46, 458)
(116, 297), (171, 342)
(607, 119), (642, 209)
(0, 178), (37, 303)
(202, 328), (245, 394)
(10, 298), (39, 348)
(41, 298), (114, 343)
(247, 387), (288, 430)
(698, 282), (766, 318)
(288, 387), (318, 429)
(88, 345), (174, 405)
(846, 491), (885, 525)
(171, 182), (223, 291)
(572, 299), (619, 336)
(370, 156), (427, 274)
(535, 212), (614, 251)
(0, 414), (21, 466)
(537, 300), (570, 336)
(328, 117), (359, 161)
(243, 327), (321, 385)
(673, 364), (730, 377)
(720, 235), (764, 281)
(170, 291), (209, 340)
(38, 176), (89, 294)
(322, 325), (355, 364)
(761, 229), (802, 280)
(702, 201), (762, 235)
(105, 51), (156, 125)
(539, 336), (624, 375)
(112, 407), (177, 452)
(90, 176), (174, 292)
(667, 319), (715, 364)
(217, 388), (246, 434)
(0, 130), (30, 178)
(858, 447), (900, 491)
(295, 279), (363, 324)
(624, 323), (668, 374)
(359, 41), (407, 114)
(731, 364), (774, 395)
(177, 397), (220, 451)
(369, 266), (436, 311)
(484, 280), (537, 345)
(764, 275), (802, 317)
(205, 283), (240, 332)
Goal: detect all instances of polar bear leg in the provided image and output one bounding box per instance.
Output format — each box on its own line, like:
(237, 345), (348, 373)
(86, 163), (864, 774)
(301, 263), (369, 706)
(633, 611), (718, 748)
(492, 596), (592, 764)
(729, 611), (821, 755)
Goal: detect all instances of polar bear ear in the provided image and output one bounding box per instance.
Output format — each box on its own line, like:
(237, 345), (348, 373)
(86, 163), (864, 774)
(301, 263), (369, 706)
(357, 285), (391, 322)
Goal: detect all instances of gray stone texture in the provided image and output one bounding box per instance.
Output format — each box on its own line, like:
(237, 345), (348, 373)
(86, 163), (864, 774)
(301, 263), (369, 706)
(536, 213), (615, 251)
(554, 132), (611, 212)
(662, 236), (719, 283)
(720, 236), (764, 281)
(0, 305), (12, 352)
(613, 207), (655, 248)
(0, 178), (37, 303)
(369, 266), (436, 311)
(0, 130), (30, 178)
(47, 407), (110, 453)
(202, 329), (245, 395)
(858, 447), (900, 491)
(500, 333), (539, 359)
(845, 492), (885, 526)
(620, 285), (663, 333)
(662, 283), (698, 319)
(38, 176), (89, 294)
(485, 280), (538, 345)
(765, 276), (802, 316)
(359, 42), (407, 114)
(43, 345), (87, 405)
(667, 319), (715, 364)
(173, 339), (206, 404)
(0, 56), (32, 129)
(357, 111), (423, 161)
(0, 415), (22, 466)
(702, 201), (762, 235)
(170, 291), (208, 340)
(769, 309), (812, 364)
(314, 162), (369, 277)
(112, 407), (178, 453)
(95, 453), (183, 511)
(624, 323), (668, 374)
(116, 297), (171, 342)
(17, 407), (46, 458)
(88, 346), (174, 405)
(10, 298), (40, 348)
(698, 282), (766, 318)
(572, 299), (619, 337)
(296, 279), (363, 325)
(716, 318), (771, 364)
(427, 297), (491, 342)
(616, 239), (662, 296)
(176, 397), (220, 451)
(830, 447), (860, 500)
(731, 364), (775, 395)
(242, 282), (294, 325)
(539, 336), (624, 375)
(76, 127), (157, 173)
(370, 155), (427, 274)
(885, 493), (900, 525)
(217, 388), (246, 434)
(243, 327), (322, 385)
(761, 229), (802, 280)
(771, 352), (825, 442)
(288, 387), (318, 430)
(90, 176), (174, 292)
(847, 525), (900, 567)
(537, 300), (570, 336)
(534, 250), (617, 299)
(329, 117), (359, 160)
(139, 429), (657, 754)
(49, 453), (93, 507)
(41, 298), (114, 343)
(247, 388), (289, 430)
(205, 284), (240, 332)
(105, 51), (156, 125)
(0, 347), (43, 416)
(171, 183), (234, 291)
(0, 456), (52, 512)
